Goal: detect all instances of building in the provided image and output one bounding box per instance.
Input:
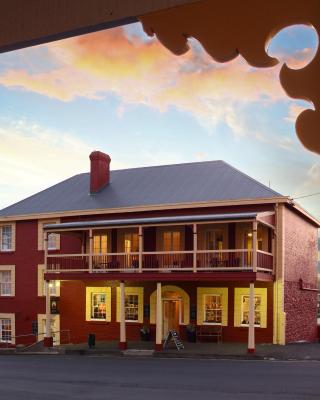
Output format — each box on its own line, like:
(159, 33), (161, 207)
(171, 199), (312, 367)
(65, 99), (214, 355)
(0, 151), (319, 351)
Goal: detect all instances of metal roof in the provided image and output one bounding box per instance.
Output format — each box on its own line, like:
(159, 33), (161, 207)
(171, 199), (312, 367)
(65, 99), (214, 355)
(44, 212), (259, 231)
(0, 160), (282, 217)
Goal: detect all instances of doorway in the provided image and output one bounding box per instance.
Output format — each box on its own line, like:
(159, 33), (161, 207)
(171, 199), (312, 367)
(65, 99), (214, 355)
(163, 298), (180, 338)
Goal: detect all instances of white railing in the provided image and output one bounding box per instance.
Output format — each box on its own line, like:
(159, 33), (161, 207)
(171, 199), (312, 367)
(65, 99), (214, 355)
(46, 249), (273, 274)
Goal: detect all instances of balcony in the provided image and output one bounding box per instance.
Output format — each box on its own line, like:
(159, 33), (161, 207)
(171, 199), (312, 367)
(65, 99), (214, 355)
(46, 249), (273, 274)
(43, 212), (275, 278)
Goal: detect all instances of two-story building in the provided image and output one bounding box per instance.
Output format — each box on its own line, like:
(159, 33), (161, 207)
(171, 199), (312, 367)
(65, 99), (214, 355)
(0, 151), (319, 352)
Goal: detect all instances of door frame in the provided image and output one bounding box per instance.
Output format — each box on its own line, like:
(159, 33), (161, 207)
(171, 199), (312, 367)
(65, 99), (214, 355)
(162, 297), (182, 338)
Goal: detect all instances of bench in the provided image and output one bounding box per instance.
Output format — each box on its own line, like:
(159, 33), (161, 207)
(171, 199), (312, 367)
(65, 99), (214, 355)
(196, 325), (222, 343)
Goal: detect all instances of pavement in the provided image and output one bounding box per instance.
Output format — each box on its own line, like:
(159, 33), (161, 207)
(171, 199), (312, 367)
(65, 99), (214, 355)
(0, 356), (319, 399)
(2, 340), (320, 361)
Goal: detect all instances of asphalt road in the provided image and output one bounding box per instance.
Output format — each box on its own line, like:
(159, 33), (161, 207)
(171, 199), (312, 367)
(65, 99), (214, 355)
(0, 356), (319, 400)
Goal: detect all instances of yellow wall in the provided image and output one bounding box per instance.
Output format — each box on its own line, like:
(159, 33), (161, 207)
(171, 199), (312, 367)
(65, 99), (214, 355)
(273, 280), (286, 344)
(116, 287), (144, 323)
(234, 287), (267, 328)
(85, 287), (111, 322)
(197, 287), (228, 326)
(150, 285), (190, 324)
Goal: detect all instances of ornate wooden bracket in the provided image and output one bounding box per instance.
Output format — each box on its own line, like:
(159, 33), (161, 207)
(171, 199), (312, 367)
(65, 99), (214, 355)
(140, 0), (320, 154)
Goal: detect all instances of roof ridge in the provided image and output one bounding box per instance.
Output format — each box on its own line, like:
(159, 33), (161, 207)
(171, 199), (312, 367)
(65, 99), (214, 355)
(219, 160), (282, 196)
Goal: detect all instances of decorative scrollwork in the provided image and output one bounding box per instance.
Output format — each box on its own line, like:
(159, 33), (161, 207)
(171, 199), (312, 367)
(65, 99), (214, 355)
(140, 0), (320, 154)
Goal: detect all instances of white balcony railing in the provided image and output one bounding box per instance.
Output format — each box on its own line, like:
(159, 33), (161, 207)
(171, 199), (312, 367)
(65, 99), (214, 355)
(46, 249), (273, 274)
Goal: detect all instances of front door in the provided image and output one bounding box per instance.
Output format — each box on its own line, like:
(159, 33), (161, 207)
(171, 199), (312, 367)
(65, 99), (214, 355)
(163, 299), (180, 338)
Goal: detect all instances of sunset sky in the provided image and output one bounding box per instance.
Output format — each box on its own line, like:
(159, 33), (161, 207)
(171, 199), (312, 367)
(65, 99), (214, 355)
(0, 23), (319, 218)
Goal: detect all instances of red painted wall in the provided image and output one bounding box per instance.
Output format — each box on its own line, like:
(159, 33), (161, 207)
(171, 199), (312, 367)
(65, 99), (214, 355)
(284, 207), (318, 343)
(59, 280), (273, 344)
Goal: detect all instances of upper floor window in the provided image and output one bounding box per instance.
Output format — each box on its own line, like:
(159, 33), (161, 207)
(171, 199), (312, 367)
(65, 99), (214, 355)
(0, 225), (13, 252)
(124, 233), (139, 253)
(48, 233), (58, 250)
(205, 230), (223, 250)
(163, 231), (180, 251)
(0, 271), (12, 296)
(38, 220), (60, 251)
(93, 234), (108, 254)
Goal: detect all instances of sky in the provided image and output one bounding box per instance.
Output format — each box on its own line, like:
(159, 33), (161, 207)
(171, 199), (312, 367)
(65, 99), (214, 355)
(0, 23), (319, 219)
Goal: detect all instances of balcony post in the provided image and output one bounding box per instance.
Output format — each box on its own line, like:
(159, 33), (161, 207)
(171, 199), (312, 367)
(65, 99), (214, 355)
(272, 231), (275, 274)
(193, 223), (197, 273)
(139, 226), (143, 273)
(119, 281), (127, 350)
(155, 282), (162, 351)
(44, 279), (53, 347)
(252, 220), (258, 272)
(247, 282), (255, 353)
(44, 231), (48, 272)
(89, 229), (93, 273)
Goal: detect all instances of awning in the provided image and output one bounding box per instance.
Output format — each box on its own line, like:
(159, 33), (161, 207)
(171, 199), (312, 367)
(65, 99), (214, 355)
(44, 212), (258, 232)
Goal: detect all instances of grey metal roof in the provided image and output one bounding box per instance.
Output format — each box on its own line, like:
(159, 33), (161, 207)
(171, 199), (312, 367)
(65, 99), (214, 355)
(0, 160), (282, 217)
(44, 212), (258, 231)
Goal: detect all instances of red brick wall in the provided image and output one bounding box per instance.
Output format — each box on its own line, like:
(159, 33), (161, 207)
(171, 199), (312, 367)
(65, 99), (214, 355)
(60, 280), (273, 344)
(284, 207), (318, 343)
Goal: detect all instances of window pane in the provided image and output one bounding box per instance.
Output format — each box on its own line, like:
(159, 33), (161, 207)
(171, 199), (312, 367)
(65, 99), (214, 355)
(91, 293), (106, 319)
(48, 233), (57, 250)
(163, 232), (171, 251)
(0, 271), (12, 296)
(93, 235), (107, 254)
(204, 295), (222, 324)
(242, 295), (261, 326)
(0, 318), (12, 342)
(1, 226), (12, 251)
(125, 294), (139, 321)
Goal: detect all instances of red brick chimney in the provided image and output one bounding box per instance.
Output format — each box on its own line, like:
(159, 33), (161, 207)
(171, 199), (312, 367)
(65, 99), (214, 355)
(89, 151), (111, 194)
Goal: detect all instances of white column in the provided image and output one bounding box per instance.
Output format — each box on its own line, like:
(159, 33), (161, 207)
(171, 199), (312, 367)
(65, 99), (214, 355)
(138, 226), (143, 273)
(44, 231), (48, 272)
(271, 231), (275, 274)
(193, 223), (197, 273)
(119, 281), (127, 349)
(89, 229), (93, 272)
(252, 220), (258, 272)
(248, 282), (255, 353)
(155, 282), (162, 351)
(44, 279), (53, 347)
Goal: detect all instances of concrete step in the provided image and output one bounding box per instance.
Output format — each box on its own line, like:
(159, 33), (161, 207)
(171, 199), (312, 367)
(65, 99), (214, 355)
(122, 349), (154, 357)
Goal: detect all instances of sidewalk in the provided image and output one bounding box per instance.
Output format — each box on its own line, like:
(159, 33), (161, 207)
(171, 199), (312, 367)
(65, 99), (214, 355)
(2, 340), (320, 360)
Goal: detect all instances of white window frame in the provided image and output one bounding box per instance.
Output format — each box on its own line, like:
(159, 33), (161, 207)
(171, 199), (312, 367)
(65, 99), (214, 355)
(38, 219), (60, 251)
(0, 266), (15, 297)
(203, 293), (222, 325)
(240, 294), (262, 327)
(93, 234), (108, 254)
(37, 265), (60, 297)
(0, 223), (15, 252)
(0, 313), (15, 344)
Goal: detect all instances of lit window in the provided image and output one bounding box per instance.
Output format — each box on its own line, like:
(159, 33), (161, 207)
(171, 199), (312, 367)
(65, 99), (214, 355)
(241, 295), (261, 326)
(93, 234), (108, 254)
(125, 294), (139, 322)
(42, 279), (60, 296)
(0, 226), (12, 251)
(203, 294), (222, 324)
(91, 293), (107, 320)
(0, 318), (12, 343)
(0, 271), (12, 296)
(163, 231), (180, 251)
(124, 233), (139, 253)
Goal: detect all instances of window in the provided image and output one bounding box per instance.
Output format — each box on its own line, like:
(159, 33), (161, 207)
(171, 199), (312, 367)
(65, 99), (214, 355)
(0, 318), (12, 343)
(241, 295), (261, 326)
(85, 287), (111, 322)
(0, 225), (14, 252)
(124, 233), (139, 253)
(125, 294), (139, 321)
(93, 234), (108, 254)
(0, 271), (12, 296)
(48, 233), (58, 250)
(163, 231), (180, 251)
(203, 294), (222, 324)
(91, 293), (107, 320)
(205, 230), (223, 250)
(38, 265), (60, 297)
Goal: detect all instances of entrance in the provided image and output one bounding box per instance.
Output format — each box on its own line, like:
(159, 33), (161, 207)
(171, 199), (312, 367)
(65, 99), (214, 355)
(162, 292), (181, 338)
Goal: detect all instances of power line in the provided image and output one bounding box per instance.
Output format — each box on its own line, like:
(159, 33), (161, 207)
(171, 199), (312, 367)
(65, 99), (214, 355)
(293, 192), (320, 200)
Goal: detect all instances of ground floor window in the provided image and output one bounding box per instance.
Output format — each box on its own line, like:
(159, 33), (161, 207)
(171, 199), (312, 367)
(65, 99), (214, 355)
(203, 294), (222, 324)
(0, 318), (12, 343)
(241, 295), (261, 326)
(125, 294), (139, 322)
(91, 293), (107, 320)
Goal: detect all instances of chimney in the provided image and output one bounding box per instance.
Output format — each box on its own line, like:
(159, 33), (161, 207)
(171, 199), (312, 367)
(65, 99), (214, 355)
(89, 151), (111, 194)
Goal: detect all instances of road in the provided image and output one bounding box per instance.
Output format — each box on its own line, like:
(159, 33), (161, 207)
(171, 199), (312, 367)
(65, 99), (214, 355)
(0, 356), (319, 399)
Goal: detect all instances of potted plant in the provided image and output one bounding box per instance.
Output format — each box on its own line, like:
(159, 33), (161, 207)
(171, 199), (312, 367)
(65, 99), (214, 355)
(140, 325), (150, 341)
(186, 323), (196, 342)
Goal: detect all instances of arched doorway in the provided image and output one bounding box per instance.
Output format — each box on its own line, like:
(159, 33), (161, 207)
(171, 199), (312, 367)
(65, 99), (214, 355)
(150, 285), (190, 338)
